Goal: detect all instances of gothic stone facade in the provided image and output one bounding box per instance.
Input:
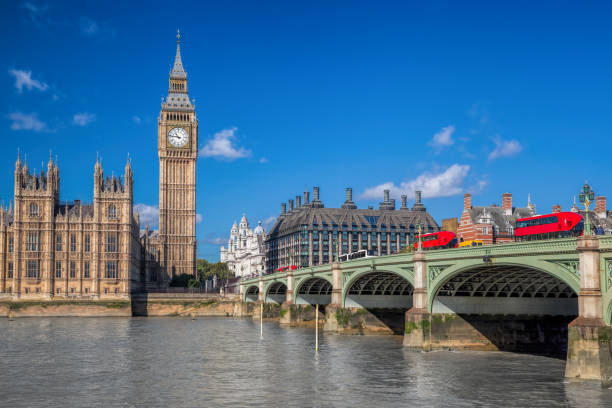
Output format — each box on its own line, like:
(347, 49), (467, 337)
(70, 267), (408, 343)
(142, 31), (198, 281)
(0, 156), (143, 299)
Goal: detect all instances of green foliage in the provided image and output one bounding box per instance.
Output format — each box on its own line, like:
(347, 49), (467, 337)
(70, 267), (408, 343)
(187, 278), (202, 288)
(1, 301), (129, 310)
(335, 308), (351, 327)
(405, 321), (418, 334)
(168, 260), (233, 287)
(169, 273), (192, 287)
(196, 259), (233, 280)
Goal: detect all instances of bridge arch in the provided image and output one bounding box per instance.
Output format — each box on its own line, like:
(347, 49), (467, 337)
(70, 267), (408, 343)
(428, 261), (579, 315)
(265, 281), (287, 304)
(244, 285), (259, 302)
(342, 269), (414, 309)
(295, 276), (332, 305)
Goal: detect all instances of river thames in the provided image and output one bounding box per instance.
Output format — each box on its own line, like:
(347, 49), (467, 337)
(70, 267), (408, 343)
(1, 317), (611, 407)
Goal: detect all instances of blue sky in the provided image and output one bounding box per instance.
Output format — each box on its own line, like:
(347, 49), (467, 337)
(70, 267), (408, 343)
(1, 1), (611, 260)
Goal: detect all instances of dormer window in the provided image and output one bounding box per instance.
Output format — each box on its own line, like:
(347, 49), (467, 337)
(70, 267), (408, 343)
(29, 202), (38, 217)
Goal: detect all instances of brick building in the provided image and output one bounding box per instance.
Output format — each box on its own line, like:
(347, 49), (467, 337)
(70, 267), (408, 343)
(456, 193), (535, 245)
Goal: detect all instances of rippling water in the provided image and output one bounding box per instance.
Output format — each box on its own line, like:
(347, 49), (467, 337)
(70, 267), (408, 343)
(1, 317), (611, 407)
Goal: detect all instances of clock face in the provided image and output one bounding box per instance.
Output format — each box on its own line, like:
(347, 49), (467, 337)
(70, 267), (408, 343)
(168, 127), (189, 148)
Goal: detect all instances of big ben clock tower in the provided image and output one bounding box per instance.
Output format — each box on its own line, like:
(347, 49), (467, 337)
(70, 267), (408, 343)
(158, 30), (197, 279)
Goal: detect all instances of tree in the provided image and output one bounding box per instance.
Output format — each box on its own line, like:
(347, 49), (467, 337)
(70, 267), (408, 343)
(168, 260), (233, 288)
(196, 259), (233, 281)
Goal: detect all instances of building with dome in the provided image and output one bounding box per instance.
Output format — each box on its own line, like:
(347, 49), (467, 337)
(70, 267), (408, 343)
(220, 215), (266, 277)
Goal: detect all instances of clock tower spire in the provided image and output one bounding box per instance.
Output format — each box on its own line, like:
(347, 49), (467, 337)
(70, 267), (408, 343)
(158, 30), (198, 280)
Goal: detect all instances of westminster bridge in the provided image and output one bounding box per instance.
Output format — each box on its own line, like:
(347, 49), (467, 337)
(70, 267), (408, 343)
(241, 236), (612, 385)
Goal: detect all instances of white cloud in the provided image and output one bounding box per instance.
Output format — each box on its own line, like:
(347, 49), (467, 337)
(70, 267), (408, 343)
(488, 137), (522, 161)
(132, 115), (141, 124)
(259, 157), (268, 164)
(73, 112), (96, 126)
(196, 213), (203, 223)
(468, 179), (488, 194)
(428, 125), (455, 147)
(9, 69), (48, 93)
(198, 127), (251, 160)
(134, 203), (158, 227)
(9, 112), (47, 132)
(80, 17), (99, 35)
(262, 216), (277, 229)
(360, 164), (471, 200)
(23, 2), (48, 23)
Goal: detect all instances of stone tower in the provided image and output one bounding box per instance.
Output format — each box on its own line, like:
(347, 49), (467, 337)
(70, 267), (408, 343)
(158, 30), (198, 279)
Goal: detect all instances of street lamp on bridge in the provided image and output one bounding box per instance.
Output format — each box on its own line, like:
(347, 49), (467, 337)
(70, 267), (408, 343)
(416, 222), (423, 252)
(579, 182), (595, 236)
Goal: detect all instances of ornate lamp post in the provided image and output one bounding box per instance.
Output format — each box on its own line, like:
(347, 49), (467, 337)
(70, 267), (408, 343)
(579, 182), (595, 236)
(334, 236), (339, 262)
(416, 223), (423, 252)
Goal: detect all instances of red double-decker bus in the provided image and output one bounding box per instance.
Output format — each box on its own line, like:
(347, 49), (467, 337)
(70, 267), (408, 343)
(413, 231), (458, 250)
(515, 212), (583, 241)
(275, 265), (298, 272)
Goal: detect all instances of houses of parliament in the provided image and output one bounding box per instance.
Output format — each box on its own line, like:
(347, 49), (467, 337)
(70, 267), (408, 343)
(0, 32), (198, 299)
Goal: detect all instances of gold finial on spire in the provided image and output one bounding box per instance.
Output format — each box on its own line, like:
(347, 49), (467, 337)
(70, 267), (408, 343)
(177, 29), (181, 44)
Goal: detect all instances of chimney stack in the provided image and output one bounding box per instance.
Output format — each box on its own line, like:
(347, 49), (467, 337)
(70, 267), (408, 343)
(464, 193), (472, 211)
(281, 203), (286, 215)
(288, 199), (294, 212)
(296, 195), (302, 208)
(311, 186), (324, 208)
(502, 193), (512, 214)
(379, 189), (394, 210)
(401, 195), (408, 210)
(411, 190), (425, 211)
(304, 191), (310, 205)
(596, 196), (607, 218)
(552, 204), (562, 213)
(342, 187), (357, 209)
(390, 199), (396, 210)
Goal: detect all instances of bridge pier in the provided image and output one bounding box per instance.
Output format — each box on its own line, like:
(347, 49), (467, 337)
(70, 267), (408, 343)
(257, 277), (264, 303)
(403, 251), (431, 349)
(565, 236), (612, 386)
(324, 261), (343, 332)
(280, 270), (294, 325)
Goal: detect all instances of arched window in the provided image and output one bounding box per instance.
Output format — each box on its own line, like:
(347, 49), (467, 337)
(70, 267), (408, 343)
(29, 202), (38, 217)
(108, 204), (117, 219)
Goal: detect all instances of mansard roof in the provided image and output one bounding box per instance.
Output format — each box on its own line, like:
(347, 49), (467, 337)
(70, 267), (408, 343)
(268, 206), (440, 238)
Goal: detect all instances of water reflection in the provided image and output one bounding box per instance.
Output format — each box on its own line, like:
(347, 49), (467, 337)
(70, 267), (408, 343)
(0, 317), (610, 407)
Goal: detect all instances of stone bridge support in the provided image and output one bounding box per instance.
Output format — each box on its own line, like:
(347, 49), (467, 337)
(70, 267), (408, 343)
(565, 236), (612, 385)
(258, 277), (264, 303)
(323, 261), (343, 332)
(403, 251), (430, 349)
(280, 270), (294, 325)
